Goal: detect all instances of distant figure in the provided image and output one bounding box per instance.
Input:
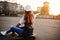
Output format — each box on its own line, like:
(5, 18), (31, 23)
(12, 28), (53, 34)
(0, 5), (40, 37)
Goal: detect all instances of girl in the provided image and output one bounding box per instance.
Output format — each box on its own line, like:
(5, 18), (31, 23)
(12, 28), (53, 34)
(0, 5), (40, 37)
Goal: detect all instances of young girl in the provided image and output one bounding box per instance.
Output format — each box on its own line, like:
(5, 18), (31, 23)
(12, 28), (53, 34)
(1, 5), (40, 37)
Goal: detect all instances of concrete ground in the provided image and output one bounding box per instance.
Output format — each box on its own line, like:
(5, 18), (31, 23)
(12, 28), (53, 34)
(0, 17), (60, 40)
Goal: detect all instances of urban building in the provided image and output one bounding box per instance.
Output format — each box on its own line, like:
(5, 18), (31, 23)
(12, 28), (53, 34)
(0, 1), (24, 16)
(37, 7), (42, 14)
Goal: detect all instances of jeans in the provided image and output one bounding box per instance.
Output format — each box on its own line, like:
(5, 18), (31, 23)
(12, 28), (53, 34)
(7, 25), (24, 36)
(7, 25), (33, 36)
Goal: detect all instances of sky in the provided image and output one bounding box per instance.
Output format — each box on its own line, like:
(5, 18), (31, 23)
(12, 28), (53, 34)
(0, 0), (60, 15)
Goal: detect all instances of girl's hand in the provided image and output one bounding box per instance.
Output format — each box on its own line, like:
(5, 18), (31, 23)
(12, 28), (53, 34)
(16, 23), (21, 27)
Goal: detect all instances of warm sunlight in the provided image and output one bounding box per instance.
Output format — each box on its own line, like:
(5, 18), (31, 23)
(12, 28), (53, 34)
(7, 0), (60, 15)
(49, 0), (60, 15)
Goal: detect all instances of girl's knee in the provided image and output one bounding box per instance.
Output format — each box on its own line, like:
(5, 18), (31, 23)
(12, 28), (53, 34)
(10, 25), (16, 28)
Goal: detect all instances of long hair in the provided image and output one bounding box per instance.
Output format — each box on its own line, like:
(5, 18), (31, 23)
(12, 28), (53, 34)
(24, 11), (34, 25)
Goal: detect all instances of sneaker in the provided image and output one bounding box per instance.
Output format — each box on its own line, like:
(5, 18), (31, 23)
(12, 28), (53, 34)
(0, 31), (7, 36)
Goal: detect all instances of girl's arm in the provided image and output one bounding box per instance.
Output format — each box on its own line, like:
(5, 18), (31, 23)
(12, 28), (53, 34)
(16, 23), (21, 27)
(34, 13), (40, 18)
(16, 16), (25, 27)
(35, 13), (40, 16)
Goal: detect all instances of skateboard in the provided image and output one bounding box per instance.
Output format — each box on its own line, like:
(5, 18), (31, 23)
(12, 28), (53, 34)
(13, 35), (36, 40)
(0, 33), (36, 40)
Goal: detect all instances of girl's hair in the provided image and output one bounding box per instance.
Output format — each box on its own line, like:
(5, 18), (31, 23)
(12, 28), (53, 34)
(24, 11), (34, 25)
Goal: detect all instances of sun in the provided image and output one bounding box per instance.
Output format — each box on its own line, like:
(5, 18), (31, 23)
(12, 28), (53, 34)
(48, 0), (60, 15)
(49, 6), (60, 15)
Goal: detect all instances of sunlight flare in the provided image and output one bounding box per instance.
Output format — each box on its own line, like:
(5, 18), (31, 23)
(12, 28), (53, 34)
(10, 0), (60, 15)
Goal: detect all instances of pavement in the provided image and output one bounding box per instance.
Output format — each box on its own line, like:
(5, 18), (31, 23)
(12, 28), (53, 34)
(0, 17), (60, 40)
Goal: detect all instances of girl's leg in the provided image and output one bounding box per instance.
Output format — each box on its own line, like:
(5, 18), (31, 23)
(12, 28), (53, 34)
(10, 27), (24, 36)
(6, 25), (16, 34)
(0, 25), (24, 36)
(0, 25), (16, 36)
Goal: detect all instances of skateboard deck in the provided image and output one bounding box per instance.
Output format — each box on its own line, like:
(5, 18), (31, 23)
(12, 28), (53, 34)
(0, 33), (36, 40)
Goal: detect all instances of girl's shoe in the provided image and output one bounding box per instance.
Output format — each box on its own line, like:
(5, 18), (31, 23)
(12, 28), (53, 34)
(0, 31), (7, 36)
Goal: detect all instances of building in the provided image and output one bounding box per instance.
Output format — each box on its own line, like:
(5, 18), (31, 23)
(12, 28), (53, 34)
(37, 7), (42, 14)
(0, 1), (5, 15)
(0, 1), (24, 16)
(8, 2), (18, 16)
